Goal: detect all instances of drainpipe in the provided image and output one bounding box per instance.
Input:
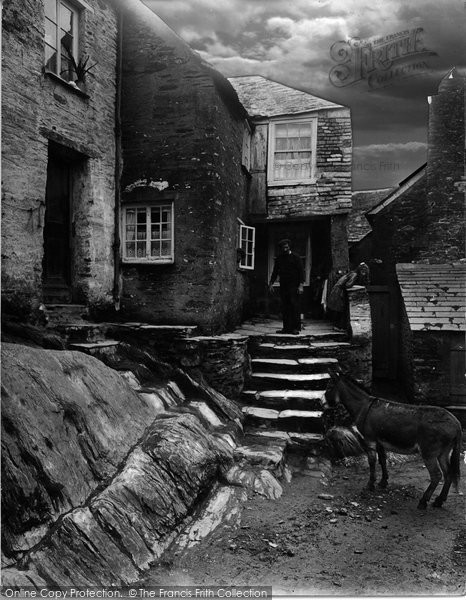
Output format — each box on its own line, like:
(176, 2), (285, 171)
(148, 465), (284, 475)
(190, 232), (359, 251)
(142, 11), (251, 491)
(113, 7), (123, 310)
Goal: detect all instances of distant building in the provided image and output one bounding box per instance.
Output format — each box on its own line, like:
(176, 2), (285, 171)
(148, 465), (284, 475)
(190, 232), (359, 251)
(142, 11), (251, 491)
(228, 76), (353, 318)
(364, 69), (465, 418)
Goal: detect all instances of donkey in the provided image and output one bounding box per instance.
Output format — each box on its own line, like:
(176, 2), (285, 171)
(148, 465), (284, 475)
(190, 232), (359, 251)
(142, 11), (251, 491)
(325, 368), (462, 509)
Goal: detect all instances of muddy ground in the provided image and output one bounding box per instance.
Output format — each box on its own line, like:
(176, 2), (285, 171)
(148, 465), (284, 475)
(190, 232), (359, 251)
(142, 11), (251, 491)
(142, 453), (465, 596)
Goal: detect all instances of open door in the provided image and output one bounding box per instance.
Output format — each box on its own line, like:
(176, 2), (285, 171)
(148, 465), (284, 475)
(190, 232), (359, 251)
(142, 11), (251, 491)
(43, 152), (72, 303)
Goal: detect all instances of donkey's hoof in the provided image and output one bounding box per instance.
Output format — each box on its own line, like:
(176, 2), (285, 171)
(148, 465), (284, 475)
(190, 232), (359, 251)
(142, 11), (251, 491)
(417, 500), (427, 510)
(432, 497), (444, 508)
(378, 480), (388, 489)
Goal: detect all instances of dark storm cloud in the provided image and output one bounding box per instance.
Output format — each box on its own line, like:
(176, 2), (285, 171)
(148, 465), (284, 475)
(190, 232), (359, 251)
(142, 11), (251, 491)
(142, 0), (465, 188)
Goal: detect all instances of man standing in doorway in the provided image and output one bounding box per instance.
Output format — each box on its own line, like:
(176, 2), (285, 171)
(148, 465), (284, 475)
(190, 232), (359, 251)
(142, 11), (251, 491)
(268, 239), (305, 334)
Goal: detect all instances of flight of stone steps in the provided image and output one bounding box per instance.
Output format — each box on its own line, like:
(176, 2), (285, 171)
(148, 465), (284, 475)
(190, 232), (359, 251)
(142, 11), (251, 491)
(237, 323), (351, 454)
(43, 310), (346, 491)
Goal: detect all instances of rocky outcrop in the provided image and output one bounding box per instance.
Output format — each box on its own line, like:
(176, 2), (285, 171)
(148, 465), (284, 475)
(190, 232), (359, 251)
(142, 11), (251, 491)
(1, 343), (235, 585)
(15, 415), (228, 586)
(2, 343), (158, 556)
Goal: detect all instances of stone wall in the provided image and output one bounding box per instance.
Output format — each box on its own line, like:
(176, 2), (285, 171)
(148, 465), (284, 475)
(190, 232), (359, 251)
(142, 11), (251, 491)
(118, 1), (251, 333)
(369, 172), (427, 286)
(410, 331), (464, 407)
(1, 0), (118, 314)
(421, 72), (465, 263)
(108, 325), (250, 400)
(347, 286), (372, 387)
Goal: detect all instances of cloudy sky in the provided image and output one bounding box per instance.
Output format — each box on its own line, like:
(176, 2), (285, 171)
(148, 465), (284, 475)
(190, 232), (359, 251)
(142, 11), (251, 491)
(143, 0), (465, 190)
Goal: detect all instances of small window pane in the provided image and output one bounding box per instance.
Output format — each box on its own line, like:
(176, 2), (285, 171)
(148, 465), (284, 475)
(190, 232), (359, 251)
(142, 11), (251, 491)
(151, 242), (160, 257)
(44, 0), (57, 22)
(126, 243), (135, 258)
(126, 210), (136, 225)
(60, 4), (73, 33)
(136, 242), (146, 258)
(45, 44), (57, 73)
(60, 28), (73, 55)
(126, 226), (135, 242)
(60, 53), (73, 81)
(45, 19), (57, 48)
(161, 241), (171, 256)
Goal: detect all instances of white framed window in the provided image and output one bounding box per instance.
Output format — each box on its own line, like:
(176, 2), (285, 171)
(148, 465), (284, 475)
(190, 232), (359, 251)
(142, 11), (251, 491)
(268, 118), (317, 185)
(238, 222), (255, 270)
(44, 0), (81, 82)
(122, 204), (174, 264)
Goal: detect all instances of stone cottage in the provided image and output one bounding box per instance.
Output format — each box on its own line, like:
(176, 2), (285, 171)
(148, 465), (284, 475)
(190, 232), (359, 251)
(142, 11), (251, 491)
(117, 0), (252, 333)
(2, 0), (254, 334)
(364, 69), (465, 418)
(228, 76), (353, 319)
(2, 0), (120, 315)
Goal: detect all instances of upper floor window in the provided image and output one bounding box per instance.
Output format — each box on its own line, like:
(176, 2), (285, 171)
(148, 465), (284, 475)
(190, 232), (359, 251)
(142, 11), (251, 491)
(268, 119), (317, 185)
(122, 204), (174, 264)
(44, 0), (80, 82)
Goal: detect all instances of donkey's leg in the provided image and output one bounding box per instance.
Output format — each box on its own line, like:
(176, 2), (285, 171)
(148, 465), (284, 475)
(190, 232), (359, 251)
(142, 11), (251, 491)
(418, 455), (442, 510)
(366, 444), (377, 491)
(432, 449), (452, 508)
(376, 443), (388, 488)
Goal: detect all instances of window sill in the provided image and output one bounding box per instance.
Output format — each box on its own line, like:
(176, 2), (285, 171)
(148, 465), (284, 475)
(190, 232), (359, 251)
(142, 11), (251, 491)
(44, 72), (90, 99)
(267, 178), (317, 187)
(122, 258), (174, 265)
(237, 266), (254, 272)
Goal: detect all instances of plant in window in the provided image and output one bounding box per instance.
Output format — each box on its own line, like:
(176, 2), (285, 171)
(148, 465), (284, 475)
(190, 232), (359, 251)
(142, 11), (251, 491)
(65, 47), (97, 86)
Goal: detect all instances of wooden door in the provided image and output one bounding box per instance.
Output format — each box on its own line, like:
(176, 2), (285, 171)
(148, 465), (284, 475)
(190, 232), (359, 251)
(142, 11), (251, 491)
(368, 285), (397, 379)
(43, 155), (72, 301)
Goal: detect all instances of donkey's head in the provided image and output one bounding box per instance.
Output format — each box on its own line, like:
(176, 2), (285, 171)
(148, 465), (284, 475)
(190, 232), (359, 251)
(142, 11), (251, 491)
(324, 365), (343, 408)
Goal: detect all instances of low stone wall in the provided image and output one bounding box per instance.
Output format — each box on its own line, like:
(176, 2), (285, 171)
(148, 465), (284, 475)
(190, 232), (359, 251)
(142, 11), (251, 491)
(347, 286), (372, 387)
(109, 325), (250, 400)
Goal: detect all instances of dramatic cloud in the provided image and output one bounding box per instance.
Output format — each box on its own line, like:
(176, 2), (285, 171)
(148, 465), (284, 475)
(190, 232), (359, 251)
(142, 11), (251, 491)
(142, 0), (465, 188)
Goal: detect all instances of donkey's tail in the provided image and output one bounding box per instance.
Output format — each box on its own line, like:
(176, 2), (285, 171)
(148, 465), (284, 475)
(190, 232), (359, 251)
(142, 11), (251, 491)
(449, 429), (462, 491)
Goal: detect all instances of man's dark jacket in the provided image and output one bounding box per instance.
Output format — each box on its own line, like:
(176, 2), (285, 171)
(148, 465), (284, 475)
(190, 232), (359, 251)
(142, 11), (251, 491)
(270, 252), (304, 288)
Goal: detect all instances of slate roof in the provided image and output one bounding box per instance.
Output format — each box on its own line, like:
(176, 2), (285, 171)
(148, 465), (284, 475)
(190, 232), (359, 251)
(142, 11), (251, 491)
(228, 75), (344, 118)
(367, 165), (426, 218)
(348, 188), (393, 243)
(397, 263), (466, 331)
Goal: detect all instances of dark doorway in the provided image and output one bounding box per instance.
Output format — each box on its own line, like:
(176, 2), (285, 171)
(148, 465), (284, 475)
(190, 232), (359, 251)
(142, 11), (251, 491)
(43, 149), (72, 302)
(368, 285), (398, 379)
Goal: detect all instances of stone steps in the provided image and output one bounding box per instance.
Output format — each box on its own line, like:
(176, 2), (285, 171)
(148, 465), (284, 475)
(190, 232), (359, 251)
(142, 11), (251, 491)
(45, 304), (90, 326)
(254, 341), (351, 358)
(238, 320), (341, 451)
(242, 406), (323, 433)
(256, 331), (347, 344)
(251, 357), (337, 374)
(248, 372), (330, 391)
(241, 389), (324, 411)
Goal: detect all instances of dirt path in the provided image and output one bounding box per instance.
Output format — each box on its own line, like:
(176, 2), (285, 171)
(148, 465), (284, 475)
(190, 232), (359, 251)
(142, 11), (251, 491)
(142, 454), (465, 596)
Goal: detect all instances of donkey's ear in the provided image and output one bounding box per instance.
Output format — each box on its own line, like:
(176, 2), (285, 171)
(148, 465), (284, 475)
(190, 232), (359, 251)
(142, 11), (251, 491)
(328, 366), (341, 380)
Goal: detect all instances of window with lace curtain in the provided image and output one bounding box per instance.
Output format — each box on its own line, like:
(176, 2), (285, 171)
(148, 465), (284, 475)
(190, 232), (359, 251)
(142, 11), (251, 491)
(268, 119), (317, 185)
(122, 204), (174, 263)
